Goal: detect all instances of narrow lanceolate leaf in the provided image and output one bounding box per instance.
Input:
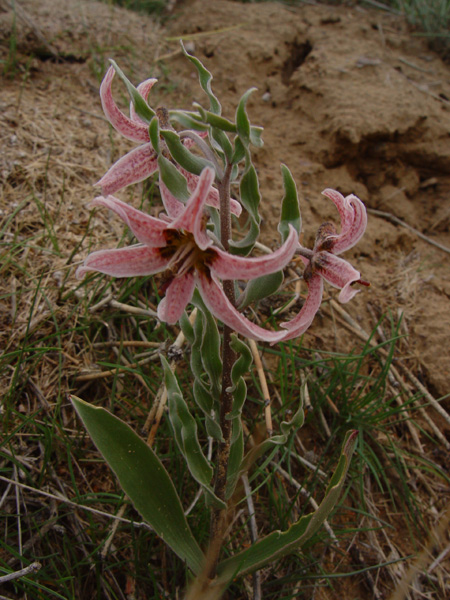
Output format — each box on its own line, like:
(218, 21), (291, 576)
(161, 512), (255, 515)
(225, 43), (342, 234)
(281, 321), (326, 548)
(217, 430), (358, 581)
(70, 396), (204, 574)
(236, 88), (256, 146)
(201, 111), (236, 133)
(250, 125), (264, 148)
(169, 110), (208, 132)
(230, 163), (261, 256)
(158, 155), (190, 202)
(161, 358), (226, 509)
(211, 128), (234, 163)
(225, 335), (253, 499)
(161, 129), (214, 176)
(181, 292), (222, 440)
(148, 116), (160, 155)
(278, 164), (301, 242)
(109, 59), (155, 123)
(181, 42), (221, 115)
(237, 271), (284, 310)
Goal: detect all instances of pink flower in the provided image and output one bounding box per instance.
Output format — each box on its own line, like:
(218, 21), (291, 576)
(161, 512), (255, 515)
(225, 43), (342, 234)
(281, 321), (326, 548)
(280, 188), (368, 341)
(97, 66), (242, 218)
(77, 168), (298, 343)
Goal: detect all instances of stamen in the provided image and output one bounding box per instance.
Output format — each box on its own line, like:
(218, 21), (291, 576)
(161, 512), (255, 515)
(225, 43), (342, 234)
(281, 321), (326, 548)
(165, 237), (201, 277)
(356, 279), (370, 287)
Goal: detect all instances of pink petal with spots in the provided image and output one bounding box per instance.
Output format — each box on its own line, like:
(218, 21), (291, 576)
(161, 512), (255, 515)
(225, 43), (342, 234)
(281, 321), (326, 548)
(91, 196), (167, 247)
(96, 143), (158, 196)
(321, 189), (367, 254)
(76, 245), (169, 279)
(280, 275), (323, 341)
(130, 78), (157, 124)
(157, 273), (196, 324)
(182, 168), (242, 217)
(169, 168), (214, 250)
(317, 252), (362, 303)
(212, 225), (298, 280)
(100, 66), (150, 143)
(197, 273), (286, 343)
(159, 180), (185, 219)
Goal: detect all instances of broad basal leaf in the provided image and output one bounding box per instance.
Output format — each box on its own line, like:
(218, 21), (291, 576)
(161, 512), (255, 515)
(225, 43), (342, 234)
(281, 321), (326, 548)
(71, 396), (204, 574)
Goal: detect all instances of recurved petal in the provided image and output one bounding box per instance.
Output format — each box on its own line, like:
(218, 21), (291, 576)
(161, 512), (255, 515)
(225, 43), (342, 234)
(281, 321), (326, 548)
(316, 251), (362, 303)
(169, 167), (215, 250)
(197, 273), (286, 343)
(91, 196), (167, 247)
(96, 143), (158, 196)
(212, 225), (298, 280)
(76, 244), (169, 279)
(100, 66), (150, 143)
(182, 168), (242, 217)
(157, 273), (196, 324)
(280, 275), (323, 341)
(159, 180), (185, 219)
(130, 78), (158, 124)
(322, 189), (367, 254)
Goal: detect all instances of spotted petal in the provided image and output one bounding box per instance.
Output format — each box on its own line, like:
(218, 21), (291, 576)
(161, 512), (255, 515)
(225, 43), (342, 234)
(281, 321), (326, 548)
(316, 251), (362, 303)
(182, 168), (242, 217)
(96, 143), (158, 196)
(160, 180), (186, 219)
(157, 273), (196, 324)
(197, 273), (286, 343)
(76, 245), (169, 279)
(322, 189), (367, 255)
(280, 275), (323, 341)
(169, 167), (215, 250)
(91, 196), (167, 247)
(100, 66), (150, 143)
(212, 225), (298, 280)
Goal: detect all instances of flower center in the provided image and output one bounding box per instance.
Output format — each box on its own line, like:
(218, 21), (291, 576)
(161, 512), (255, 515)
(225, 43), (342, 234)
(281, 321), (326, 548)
(161, 230), (216, 279)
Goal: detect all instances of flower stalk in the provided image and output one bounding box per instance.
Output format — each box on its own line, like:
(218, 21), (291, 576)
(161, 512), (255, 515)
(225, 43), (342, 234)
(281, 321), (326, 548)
(209, 161), (237, 575)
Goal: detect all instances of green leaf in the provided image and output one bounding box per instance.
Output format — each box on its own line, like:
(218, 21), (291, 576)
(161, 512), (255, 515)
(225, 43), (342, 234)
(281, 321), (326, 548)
(161, 357), (225, 509)
(236, 88), (256, 146)
(217, 430), (358, 581)
(225, 335), (252, 499)
(181, 42), (221, 115)
(231, 136), (246, 165)
(169, 110), (208, 131)
(211, 127), (234, 163)
(250, 125), (264, 148)
(202, 111), (236, 132)
(237, 271), (284, 310)
(160, 129), (214, 176)
(157, 155), (190, 202)
(183, 291), (223, 441)
(278, 164), (301, 242)
(148, 116), (160, 155)
(109, 59), (155, 123)
(229, 164), (261, 256)
(70, 395), (204, 574)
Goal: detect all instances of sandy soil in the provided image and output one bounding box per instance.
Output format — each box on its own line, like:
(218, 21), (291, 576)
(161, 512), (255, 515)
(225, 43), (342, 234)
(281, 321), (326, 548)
(1, 0), (449, 597)
(2, 0), (449, 398)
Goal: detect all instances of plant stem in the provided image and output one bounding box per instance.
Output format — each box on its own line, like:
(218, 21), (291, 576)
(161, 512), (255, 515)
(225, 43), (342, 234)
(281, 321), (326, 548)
(208, 162), (236, 576)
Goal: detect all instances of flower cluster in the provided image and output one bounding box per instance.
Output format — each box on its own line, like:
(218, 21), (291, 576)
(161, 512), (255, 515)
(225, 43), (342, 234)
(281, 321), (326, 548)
(77, 67), (368, 343)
